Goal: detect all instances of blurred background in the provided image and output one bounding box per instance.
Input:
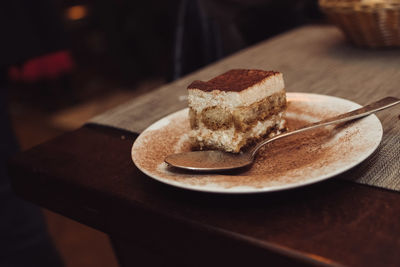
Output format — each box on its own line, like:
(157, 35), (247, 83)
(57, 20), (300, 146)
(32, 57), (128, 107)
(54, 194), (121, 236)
(2, 0), (323, 266)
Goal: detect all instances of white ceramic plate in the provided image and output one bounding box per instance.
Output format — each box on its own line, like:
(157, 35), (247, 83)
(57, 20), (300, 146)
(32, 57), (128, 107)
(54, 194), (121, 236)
(131, 93), (383, 194)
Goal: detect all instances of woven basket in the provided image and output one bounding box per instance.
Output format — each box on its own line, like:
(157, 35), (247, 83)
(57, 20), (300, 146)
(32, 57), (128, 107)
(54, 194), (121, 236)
(319, 0), (400, 47)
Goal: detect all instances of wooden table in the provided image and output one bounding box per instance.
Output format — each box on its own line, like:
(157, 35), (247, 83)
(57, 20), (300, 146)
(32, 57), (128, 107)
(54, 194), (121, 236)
(9, 25), (400, 267)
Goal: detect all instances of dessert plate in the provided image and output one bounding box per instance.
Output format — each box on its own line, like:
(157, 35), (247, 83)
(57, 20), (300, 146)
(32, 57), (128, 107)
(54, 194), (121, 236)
(131, 93), (383, 194)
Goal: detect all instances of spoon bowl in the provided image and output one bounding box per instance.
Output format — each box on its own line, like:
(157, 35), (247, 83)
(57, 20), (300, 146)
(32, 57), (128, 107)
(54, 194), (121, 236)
(165, 150), (253, 172)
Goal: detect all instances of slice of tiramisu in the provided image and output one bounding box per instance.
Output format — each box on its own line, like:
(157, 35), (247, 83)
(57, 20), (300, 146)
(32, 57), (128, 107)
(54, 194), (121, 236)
(188, 69), (287, 153)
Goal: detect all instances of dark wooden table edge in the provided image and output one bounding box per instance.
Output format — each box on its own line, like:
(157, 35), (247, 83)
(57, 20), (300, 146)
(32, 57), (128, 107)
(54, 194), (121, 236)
(8, 124), (398, 267)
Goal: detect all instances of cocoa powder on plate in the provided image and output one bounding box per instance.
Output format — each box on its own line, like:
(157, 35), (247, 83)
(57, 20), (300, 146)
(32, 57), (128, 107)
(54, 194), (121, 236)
(133, 105), (363, 189)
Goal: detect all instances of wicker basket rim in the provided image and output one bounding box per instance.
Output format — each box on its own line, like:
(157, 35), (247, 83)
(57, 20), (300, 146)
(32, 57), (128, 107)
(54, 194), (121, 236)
(319, 0), (400, 11)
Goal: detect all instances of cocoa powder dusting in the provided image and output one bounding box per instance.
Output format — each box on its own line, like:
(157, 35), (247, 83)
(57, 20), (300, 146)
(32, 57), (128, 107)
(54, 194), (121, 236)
(188, 69), (279, 92)
(133, 102), (372, 190)
(250, 123), (333, 176)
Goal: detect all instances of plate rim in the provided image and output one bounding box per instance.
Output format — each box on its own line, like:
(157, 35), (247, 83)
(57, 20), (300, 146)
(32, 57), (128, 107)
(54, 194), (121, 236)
(131, 92), (383, 194)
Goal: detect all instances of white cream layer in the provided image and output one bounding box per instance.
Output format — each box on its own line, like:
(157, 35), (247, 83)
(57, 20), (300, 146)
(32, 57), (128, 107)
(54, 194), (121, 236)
(188, 73), (284, 113)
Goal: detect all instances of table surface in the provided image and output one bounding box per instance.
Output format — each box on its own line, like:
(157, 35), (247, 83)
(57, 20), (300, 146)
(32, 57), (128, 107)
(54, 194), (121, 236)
(9, 25), (400, 267)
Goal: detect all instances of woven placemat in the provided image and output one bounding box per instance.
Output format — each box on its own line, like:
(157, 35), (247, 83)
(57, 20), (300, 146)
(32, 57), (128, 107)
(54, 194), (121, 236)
(89, 25), (400, 191)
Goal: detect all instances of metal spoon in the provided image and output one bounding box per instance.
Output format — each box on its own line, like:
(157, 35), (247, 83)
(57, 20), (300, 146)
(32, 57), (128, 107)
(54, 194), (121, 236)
(165, 97), (400, 172)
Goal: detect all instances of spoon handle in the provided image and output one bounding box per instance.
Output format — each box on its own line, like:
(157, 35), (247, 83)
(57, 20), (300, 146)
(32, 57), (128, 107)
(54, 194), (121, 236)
(250, 96), (400, 158)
